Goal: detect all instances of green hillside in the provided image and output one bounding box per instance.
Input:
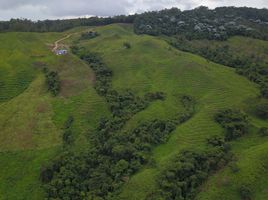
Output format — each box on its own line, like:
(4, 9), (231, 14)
(0, 32), (56, 102)
(81, 24), (266, 200)
(0, 29), (109, 199)
(0, 23), (267, 199)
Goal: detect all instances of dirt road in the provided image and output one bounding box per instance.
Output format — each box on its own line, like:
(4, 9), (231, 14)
(52, 29), (93, 52)
(52, 34), (73, 52)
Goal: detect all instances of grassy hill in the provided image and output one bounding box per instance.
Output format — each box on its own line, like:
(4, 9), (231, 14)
(0, 32), (55, 102)
(0, 29), (109, 199)
(0, 24), (267, 199)
(72, 24), (268, 199)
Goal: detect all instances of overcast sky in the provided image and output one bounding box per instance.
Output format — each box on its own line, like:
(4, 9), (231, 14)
(0, 0), (267, 21)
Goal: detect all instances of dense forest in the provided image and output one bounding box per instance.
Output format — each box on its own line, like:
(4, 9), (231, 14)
(134, 6), (268, 40)
(0, 15), (135, 32)
(1, 7), (268, 41)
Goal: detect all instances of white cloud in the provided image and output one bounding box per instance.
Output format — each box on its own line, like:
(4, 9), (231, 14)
(192, 0), (267, 9)
(0, 0), (267, 20)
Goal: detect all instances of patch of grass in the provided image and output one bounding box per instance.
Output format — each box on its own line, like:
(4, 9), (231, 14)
(0, 75), (60, 151)
(0, 32), (60, 102)
(0, 148), (58, 200)
(52, 87), (110, 151)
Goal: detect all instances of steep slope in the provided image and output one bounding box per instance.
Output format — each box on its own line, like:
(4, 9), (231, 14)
(0, 29), (109, 199)
(0, 23), (267, 199)
(73, 24), (267, 199)
(0, 32), (57, 102)
(197, 137), (268, 200)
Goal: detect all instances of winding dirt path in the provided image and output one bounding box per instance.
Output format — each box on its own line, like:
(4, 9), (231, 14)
(52, 34), (73, 52)
(52, 29), (92, 52)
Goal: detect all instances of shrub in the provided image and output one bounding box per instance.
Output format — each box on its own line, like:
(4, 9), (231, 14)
(40, 166), (54, 183)
(145, 92), (166, 101)
(255, 102), (268, 119)
(260, 84), (268, 98)
(64, 116), (74, 129)
(229, 162), (240, 173)
(62, 130), (74, 145)
(44, 70), (60, 96)
(180, 95), (196, 115)
(258, 127), (268, 137)
(215, 109), (249, 141)
(123, 42), (131, 49)
(80, 31), (99, 40)
(207, 135), (225, 147)
(239, 185), (252, 200)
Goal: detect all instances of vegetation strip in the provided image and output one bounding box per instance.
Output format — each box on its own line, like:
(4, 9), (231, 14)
(154, 141), (232, 200)
(43, 68), (61, 96)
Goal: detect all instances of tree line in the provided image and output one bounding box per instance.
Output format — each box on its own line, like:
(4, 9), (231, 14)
(1, 6), (268, 41)
(0, 15), (135, 33)
(134, 7), (268, 41)
(169, 37), (268, 99)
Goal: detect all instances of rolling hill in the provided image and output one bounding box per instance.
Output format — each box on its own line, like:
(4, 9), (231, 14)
(0, 22), (267, 199)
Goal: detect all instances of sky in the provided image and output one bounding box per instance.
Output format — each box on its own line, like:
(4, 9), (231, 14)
(0, 0), (267, 21)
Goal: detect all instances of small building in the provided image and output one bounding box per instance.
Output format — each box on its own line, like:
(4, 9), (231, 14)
(55, 49), (68, 55)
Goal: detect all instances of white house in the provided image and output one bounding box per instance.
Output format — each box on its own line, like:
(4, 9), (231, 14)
(55, 49), (68, 55)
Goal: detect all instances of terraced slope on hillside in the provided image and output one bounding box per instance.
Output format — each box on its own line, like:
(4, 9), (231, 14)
(0, 29), (109, 199)
(0, 24), (267, 199)
(74, 24), (268, 199)
(0, 32), (55, 102)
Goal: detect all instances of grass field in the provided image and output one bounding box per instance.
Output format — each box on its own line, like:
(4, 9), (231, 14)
(0, 148), (58, 200)
(0, 24), (267, 199)
(0, 32), (60, 102)
(0, 29), (109, 199)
